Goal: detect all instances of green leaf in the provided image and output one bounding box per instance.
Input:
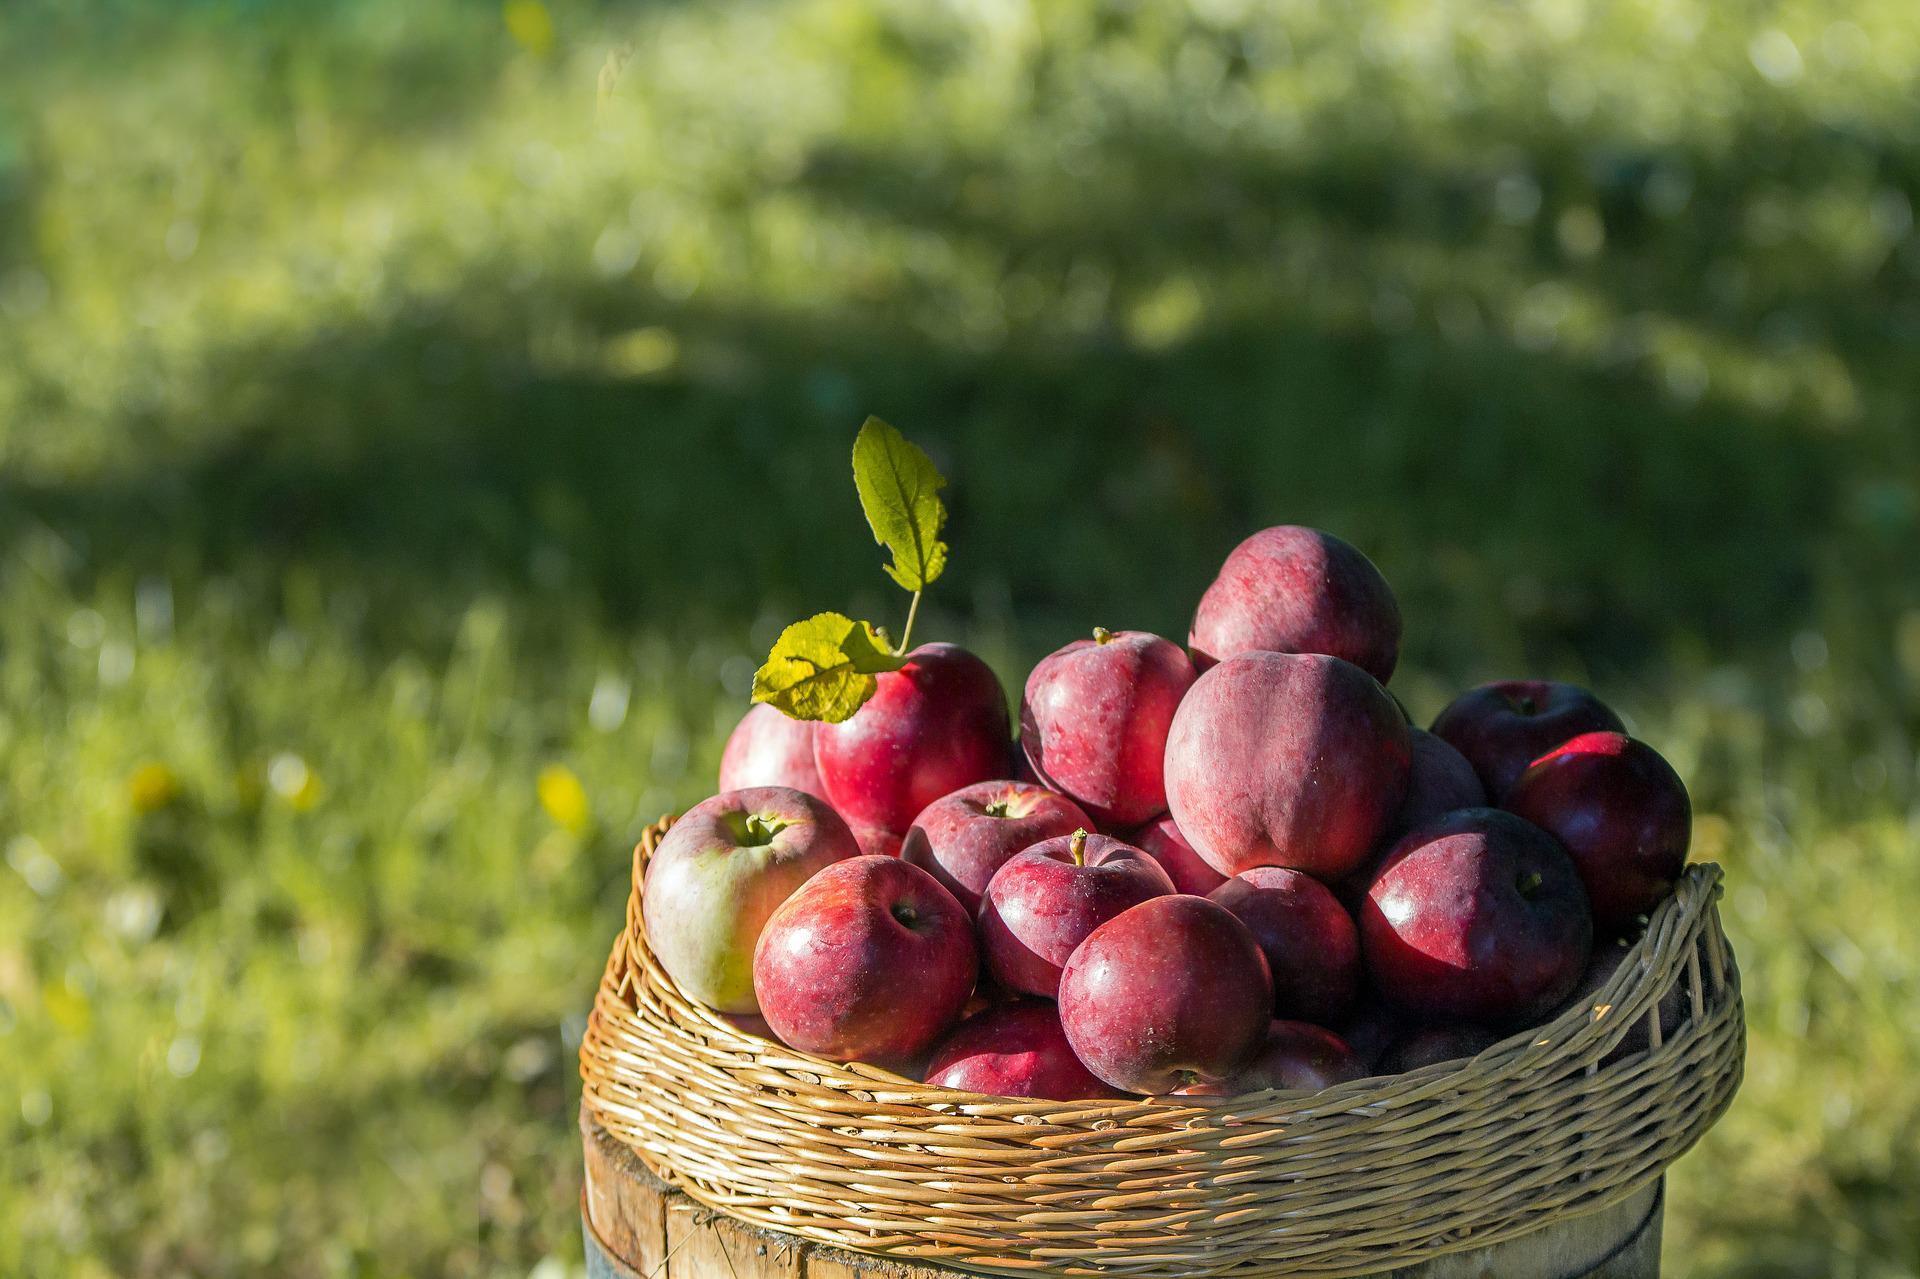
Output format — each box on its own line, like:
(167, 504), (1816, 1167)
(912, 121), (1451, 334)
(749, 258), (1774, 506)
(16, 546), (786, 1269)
(750, 611), (906, 723)
(851, 416), (948, 592)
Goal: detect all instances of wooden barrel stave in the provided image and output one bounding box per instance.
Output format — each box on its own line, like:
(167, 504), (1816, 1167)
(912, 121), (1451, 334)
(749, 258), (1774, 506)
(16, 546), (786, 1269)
(581, 1111), (1662, 1279)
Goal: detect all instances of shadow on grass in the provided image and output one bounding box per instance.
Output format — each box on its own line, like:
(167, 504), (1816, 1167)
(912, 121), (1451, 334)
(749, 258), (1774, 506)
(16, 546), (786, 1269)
(0, 249), (1857, 689)
(797, 104), (1920, 349)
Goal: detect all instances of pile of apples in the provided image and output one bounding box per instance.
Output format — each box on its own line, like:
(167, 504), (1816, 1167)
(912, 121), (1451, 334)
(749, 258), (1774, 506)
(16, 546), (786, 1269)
(644, 526), (1693, 1099)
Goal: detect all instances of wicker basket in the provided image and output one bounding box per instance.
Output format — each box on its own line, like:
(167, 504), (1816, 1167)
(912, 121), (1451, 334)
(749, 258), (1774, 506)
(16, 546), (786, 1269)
(580, 816), (1744, 1278)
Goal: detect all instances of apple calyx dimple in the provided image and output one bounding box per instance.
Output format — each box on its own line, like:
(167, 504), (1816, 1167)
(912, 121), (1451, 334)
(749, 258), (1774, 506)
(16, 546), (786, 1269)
(1068, 828), (1090, 866)
(1092, 627), (1115, 645)
(1515, 870), (1544, 899)
(891, 902), (919, 928)
(983, 798), (1014, 819)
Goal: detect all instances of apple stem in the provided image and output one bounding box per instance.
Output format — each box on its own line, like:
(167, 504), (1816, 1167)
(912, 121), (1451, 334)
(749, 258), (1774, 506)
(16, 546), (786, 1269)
(1092, 626), (1114, 644)
(1069, 828), (1089, 866)
(896, 590), (923, 656)
(737, 812), (793, 845)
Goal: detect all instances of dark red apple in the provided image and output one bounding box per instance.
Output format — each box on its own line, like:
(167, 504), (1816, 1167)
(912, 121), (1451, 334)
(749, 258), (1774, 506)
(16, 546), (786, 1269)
(1188, 525), (1402, 682)
(1382, 1024), (1499, 1073)
(923, 1000), (1122, 1100)
(1503, 732), (1691, 933)
(1058, 894), (1273, 1094)
(1360, 808), (1593, 1025)
(1391, 728), (1487, 836)
(813, 642), (1011, 836)
(1131, 816), (1228, 897)
(900, 781), (1092, 914)
(849, 823), (904, 859)
(752, 856), (977, 1065)
(1164, 651), (1411, 879)
(720, 1010), (780, 1041)
(978, 831), (1175, 998)
(1231, 1021), (1368, 1092)
(1429, 680), (1624, 800)
(1335, 728), (1489, 909)
(1208, 868), (1360, 1024)
(1020, 628), (1196, 828)
(718, 703), (826, 800)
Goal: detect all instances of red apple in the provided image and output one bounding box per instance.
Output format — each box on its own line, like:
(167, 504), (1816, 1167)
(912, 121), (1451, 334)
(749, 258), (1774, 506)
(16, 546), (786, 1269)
(1208, 867), (1361, 1024)
(1188, 525), (1402, 682)
(849, 823), (904, 859)
(900, 781), (1093, 914)
(1360, 809), (1593, 1025)
(1019, 628), (1196, 828)
(1058, 894), (1273, 1094)
(1131, 815), (1228, 897)
(1391, 728), (1487, 836)
(813, 642), (1011, 836)
(1429, 680), (1624, 800)
(1335, 728), (1489, 909)
(752, 855), (977, 1065)
(1174, 1021), (1368, 1096)
(720, 1010), (780, 1041)
(978, 830), (1175, 998)
(1382, 1024), (1499, 1074)
(644, 787), (860, 1014)
(1228, 1021), (1368, 1092)
(923, 1000), (1123, 1100)
(718, 703), (825, 800)
(1503, 732), (1691, 933)
(1165, 651), (1411, 879)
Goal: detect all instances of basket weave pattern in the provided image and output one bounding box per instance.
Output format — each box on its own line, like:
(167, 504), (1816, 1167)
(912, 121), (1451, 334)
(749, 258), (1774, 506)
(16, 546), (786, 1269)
(580, 816), (1744, 1277)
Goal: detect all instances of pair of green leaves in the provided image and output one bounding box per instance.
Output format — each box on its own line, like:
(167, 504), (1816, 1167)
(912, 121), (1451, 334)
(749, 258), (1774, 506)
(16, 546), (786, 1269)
(750, 418), (949, 723)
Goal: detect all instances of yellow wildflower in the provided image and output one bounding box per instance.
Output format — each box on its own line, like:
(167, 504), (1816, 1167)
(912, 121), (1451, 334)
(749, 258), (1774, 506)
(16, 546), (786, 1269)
(128, 762), (181, 813)
(538, 764), (591, 834)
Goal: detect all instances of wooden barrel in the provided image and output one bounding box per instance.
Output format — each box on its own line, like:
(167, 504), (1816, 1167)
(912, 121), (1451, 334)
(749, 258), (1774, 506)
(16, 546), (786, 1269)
(580, 1110), (1665, 1279)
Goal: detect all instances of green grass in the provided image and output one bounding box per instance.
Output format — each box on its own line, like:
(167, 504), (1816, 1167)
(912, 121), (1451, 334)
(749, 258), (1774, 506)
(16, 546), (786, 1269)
(1, 1), (1917, 1274)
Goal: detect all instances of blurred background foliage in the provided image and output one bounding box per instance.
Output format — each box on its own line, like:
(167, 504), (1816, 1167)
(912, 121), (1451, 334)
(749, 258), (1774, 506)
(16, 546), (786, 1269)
(0, 0), (1916, 1274)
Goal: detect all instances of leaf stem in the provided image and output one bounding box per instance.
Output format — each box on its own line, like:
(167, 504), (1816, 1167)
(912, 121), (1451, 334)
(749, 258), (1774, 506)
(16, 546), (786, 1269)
(896, 590), (922, 656)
